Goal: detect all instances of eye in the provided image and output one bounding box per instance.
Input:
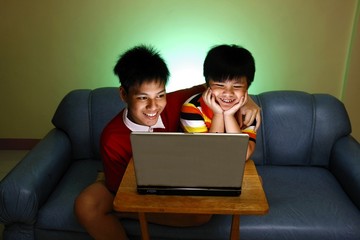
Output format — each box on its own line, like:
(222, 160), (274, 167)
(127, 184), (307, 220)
(233, 85), (245, 89)
(157, 93), (166, 99)
(212, 83), (225, 88)
(136, 96), (148, 100)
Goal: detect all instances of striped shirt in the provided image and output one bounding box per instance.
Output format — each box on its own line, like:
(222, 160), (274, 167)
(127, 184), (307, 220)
(180, 93), (256, 142)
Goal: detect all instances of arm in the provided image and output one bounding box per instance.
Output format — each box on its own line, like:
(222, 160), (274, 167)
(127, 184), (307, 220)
(202, 88), (225, 133)
(101, 140), (131, 194)
(0, 129), (72, 225)
(330, 135), (360, 210)
(100, 115), (133, 193)
(180, 100), (209, 133)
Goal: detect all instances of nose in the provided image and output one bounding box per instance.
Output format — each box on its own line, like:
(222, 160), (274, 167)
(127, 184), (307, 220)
(223, 85), (234, 95)
(146, 99), (157, 110)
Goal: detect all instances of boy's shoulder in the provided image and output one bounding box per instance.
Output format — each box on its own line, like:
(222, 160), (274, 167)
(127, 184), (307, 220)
(167, 85), (205, 102)
(183, 92), (202, 105)
(101, 109), (131, 139)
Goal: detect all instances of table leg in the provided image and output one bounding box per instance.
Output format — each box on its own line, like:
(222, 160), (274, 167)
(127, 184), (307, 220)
(138, 212), (150, 240)
(230, 214), (240, 240)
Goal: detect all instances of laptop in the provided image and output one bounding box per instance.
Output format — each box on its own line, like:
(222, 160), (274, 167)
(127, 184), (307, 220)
(130, 132), (249, 196)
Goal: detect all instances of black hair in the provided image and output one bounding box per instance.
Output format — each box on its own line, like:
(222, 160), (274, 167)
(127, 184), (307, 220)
(203, 44), (255, 87)
(113, 45), (170, 92)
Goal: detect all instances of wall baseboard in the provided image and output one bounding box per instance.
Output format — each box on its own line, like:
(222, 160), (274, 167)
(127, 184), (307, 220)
(0, 138), (41, 150)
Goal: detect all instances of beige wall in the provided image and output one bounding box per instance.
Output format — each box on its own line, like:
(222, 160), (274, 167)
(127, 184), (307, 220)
(343, 3), (360, 141)
(0, 0), (359, 141)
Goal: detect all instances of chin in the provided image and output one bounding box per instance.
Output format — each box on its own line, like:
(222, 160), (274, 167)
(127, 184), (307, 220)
(145, 120), (158, 127)
(220, 105), (233, 111)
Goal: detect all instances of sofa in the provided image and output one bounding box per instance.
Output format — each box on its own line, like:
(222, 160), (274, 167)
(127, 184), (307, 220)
(1, 87), (359, 240)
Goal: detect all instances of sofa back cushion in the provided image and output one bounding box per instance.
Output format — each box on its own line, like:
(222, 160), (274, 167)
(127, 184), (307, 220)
(52, 88), (351, 167)
(52, 87), (125, 160)
(251, 91), (351, 167)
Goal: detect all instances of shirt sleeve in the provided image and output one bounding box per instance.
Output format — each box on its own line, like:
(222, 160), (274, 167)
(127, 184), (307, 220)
(241, 119), (257, 142)
(100, 112), (132, 193)
(180, 94), (209, 133)
(101, 138), (131, 193)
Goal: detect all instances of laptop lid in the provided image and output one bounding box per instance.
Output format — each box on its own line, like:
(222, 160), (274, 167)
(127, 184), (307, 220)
(130, 132), (249, 196)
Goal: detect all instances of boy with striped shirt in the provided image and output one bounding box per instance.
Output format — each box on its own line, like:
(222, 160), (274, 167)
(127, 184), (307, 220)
(180, 44), (257, 160)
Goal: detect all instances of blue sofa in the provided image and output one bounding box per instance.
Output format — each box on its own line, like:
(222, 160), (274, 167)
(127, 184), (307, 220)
(1, 88), (359, 240)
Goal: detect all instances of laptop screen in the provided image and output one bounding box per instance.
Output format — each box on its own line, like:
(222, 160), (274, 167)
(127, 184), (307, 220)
(130, 132), (249, 196)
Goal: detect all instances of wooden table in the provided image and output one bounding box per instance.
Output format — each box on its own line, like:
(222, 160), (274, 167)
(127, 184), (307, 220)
(113, 159), (268, 240)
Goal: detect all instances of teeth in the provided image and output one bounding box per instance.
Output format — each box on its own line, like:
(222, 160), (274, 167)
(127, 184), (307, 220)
(145, 113), (156, 117)
(221, 98), (235, 103)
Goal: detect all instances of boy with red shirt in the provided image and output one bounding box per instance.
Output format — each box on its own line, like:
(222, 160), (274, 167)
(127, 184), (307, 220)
(74, 45), (260, 240)
(101, 80), (205, 193)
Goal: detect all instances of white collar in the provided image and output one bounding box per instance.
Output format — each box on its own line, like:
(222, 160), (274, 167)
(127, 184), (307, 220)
(123, 108), (165, 132)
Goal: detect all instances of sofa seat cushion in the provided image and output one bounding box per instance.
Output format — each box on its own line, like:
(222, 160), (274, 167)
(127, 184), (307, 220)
(240, 166), (360, 240)
(121, 166), (360, 240)
(35, 162), (360, 240)
(34, 159), (235, 240)
(36, 159), (102, 234)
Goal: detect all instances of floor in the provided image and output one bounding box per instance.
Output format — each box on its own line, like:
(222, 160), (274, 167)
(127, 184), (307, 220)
(0, 150), (29, 240)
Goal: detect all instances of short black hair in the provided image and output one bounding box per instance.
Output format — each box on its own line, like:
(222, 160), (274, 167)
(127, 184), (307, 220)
(203, 44), (255, 87)
(113, 45), (170, 92)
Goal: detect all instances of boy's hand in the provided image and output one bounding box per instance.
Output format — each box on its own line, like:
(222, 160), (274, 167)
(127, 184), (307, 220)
(202, 88), (223, 114)
(238, 97), (261, 131)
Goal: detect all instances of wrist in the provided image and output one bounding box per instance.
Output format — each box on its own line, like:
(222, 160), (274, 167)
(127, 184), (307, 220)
(212, 113), (224, 122)
(223, 114), (236, 121)
(223, 110), (237, 117)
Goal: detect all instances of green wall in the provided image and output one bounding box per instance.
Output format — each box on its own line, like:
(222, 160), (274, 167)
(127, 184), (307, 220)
(1, 0), (359, 140)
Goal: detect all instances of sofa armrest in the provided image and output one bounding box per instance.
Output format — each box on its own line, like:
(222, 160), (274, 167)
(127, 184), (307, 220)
(0, 129), (72, 225)
(330, 135), (360, 210)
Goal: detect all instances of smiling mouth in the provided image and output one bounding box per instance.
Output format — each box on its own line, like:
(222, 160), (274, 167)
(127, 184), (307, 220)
(144, 112), (157, 118)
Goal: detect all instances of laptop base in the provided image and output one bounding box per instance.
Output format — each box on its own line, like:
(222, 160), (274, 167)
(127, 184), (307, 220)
(137, 186), (241, 196)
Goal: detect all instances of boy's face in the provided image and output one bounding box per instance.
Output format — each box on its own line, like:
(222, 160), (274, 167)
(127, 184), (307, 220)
(120, 80), (167, 127)
(208, 77), (248, 111)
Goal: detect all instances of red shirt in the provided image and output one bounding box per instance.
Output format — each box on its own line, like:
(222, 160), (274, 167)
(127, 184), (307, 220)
(101, 85), (204, 193)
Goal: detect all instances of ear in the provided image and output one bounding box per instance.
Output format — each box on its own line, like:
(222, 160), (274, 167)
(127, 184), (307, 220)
(119, 86), (128, 103)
